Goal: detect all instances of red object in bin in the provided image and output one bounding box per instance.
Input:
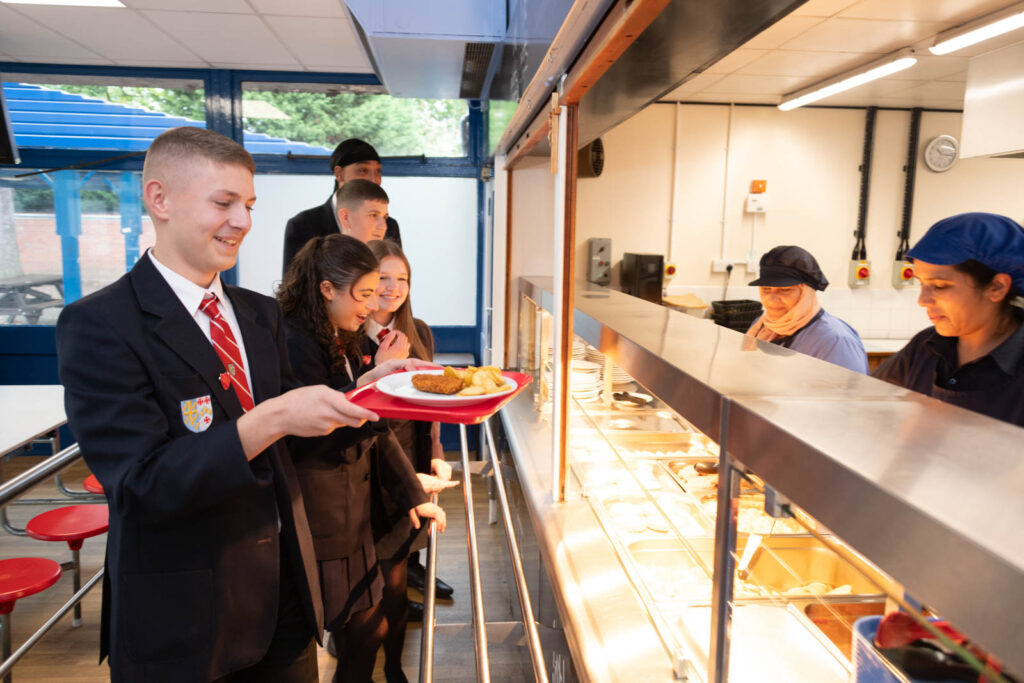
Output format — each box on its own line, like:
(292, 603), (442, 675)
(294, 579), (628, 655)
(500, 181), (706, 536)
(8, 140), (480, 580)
(346, 370), (533, 424)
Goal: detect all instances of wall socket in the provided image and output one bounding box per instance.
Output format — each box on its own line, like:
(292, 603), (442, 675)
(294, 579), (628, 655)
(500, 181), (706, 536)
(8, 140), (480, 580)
(588, 237), (611, 285)
(712, 259), (744, 273)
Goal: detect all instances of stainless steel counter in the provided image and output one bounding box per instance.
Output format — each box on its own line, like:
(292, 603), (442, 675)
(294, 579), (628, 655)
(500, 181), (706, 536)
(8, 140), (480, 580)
(501, 390), (677, 682)
(516, 276), (1024, 677)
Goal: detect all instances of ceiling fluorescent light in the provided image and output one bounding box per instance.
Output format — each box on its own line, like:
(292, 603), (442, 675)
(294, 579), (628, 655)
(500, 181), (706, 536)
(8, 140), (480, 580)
(929, 1), (1024, 55)
(0, 0), (125, 6)
(778, 49), (917, 111)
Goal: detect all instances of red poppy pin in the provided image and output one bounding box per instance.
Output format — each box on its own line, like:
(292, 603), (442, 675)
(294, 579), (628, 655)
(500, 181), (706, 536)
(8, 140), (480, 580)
(219, 372), (232, 389)
(361, 355), (372, 366)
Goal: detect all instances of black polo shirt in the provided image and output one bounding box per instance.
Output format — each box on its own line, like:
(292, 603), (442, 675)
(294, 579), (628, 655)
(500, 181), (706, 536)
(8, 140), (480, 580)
(873, 311), (1024, 427)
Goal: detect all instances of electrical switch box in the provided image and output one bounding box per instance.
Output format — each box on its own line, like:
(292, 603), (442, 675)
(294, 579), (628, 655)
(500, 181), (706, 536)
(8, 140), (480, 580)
(588, 238), (611, 285)
(745, 193), (768, 213)
(892, 260), (915, 288)
(849, 259), (871, 287)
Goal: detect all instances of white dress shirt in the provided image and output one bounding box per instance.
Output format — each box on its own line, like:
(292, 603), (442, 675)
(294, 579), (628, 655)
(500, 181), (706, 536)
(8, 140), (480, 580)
(147, 250), (255, 395)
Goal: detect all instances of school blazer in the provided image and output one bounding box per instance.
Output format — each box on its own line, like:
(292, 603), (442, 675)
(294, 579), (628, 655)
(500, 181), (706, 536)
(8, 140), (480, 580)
(281, 195), (402, 276)
(55, 256), (323, 683)
(283, 320), (426, 560)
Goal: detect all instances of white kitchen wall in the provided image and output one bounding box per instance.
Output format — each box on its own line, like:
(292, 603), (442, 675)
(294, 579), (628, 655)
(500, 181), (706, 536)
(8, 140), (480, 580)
(573, 102), (1024, 340)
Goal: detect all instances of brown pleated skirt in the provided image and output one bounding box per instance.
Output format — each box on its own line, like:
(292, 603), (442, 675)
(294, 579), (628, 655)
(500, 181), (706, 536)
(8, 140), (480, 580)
(321, 534), (384, 631)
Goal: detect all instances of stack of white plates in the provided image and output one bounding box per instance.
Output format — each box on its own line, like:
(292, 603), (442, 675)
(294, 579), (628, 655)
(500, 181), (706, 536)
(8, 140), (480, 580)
(584, 346), (604, 364)
(543, 339), (587, 363)
(609, 363), (635, 386)
(543, 359), (603, 402)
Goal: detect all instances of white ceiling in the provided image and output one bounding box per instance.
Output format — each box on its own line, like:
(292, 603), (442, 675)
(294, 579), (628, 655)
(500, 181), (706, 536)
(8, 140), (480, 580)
(0, 0), (375, 73)
(663, 0), (1024, 109)
(0, 0), (1021, 109)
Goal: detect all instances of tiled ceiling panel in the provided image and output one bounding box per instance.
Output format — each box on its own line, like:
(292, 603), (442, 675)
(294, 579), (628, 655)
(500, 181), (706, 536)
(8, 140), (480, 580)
(0, 5), (106, 61)
(247, 0), (348, 17)
(262, 16), (368, 69)
(780, 18), (945, 53)
(9, 5), (200, 63)
(141, 10), (298, 66)
(0, 0), (373, 74)
(662, 0), (1024, 110)
(121, 0), (254, 13)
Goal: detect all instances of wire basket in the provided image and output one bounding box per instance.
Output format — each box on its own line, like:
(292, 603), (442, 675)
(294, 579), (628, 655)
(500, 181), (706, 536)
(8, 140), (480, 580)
(710, 299), (762, 332)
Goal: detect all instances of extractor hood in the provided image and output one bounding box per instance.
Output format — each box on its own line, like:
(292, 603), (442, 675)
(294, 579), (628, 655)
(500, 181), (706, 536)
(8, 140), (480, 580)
(961, 39), (1024, 159)
(345, 0), (575, 100)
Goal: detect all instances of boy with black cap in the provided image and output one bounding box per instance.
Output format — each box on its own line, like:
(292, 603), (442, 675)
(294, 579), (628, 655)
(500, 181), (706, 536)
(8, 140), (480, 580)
(282, 138), (401, 275)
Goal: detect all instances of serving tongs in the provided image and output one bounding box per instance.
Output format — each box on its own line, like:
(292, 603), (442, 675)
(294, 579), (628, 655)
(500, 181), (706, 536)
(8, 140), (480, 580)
(736, 518), (774, 581)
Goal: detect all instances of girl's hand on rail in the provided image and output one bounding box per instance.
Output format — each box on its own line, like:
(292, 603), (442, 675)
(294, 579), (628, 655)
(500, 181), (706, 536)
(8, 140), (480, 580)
(409, 502), (446, 532)
(416, 473), (459, 495)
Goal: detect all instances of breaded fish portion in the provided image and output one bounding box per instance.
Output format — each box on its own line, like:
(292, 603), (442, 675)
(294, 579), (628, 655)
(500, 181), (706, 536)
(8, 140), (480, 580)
(411, 373), (463, 395)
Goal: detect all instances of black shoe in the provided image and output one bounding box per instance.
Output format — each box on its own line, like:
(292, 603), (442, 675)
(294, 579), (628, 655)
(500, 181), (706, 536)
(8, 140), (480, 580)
(407, 561), (455, 599)
(384, 665), (410, 683)
(407, 599), (423, 622)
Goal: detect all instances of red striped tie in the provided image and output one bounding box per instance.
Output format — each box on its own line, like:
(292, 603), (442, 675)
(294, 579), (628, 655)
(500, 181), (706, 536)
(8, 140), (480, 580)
(377, 327), (389, 342)
(199, 293), (255, 412)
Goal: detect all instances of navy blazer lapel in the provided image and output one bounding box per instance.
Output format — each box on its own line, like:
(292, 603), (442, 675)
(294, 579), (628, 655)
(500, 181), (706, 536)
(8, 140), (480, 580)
(130, 257), (245, 418)
(224, 285), (277, 406)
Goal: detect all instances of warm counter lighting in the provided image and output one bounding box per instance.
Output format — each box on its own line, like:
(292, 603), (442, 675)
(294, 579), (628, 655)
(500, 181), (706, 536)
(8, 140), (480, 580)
(778, 49), (917, 111)
(929, 1), (1024, 55)
(0, 0), (125, 6)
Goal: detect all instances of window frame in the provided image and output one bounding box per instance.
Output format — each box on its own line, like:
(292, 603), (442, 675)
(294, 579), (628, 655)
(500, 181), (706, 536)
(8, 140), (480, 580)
(0, 61), (490, 367)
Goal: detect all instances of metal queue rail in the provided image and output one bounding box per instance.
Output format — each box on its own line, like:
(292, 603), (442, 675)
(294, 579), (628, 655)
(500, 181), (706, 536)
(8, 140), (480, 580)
(347, 371), (547, 683)
(0, 442), (105, 681)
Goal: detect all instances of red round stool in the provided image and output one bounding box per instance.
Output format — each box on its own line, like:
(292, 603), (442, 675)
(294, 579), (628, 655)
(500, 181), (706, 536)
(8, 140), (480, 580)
(25, 506), (108, 628)
(0, 558), (61, 683)
(82, 475), (103, 495)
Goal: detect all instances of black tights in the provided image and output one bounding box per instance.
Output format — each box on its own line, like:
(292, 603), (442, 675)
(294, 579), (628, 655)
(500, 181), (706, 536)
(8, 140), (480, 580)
(331, 601), (387, 683)
(379, 557), (410, 682)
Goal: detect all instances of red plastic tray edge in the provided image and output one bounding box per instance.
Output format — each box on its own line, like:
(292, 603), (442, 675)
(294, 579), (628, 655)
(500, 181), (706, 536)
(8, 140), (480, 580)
(346, 370), (534, 424)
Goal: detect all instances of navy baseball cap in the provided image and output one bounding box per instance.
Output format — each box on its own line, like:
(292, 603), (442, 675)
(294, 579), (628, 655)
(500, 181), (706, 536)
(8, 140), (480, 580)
(748, 245), (829, 291)
(908, 212), (1024, 293)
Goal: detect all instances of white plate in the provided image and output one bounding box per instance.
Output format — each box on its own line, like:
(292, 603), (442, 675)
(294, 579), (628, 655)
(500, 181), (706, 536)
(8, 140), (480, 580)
(375, 369), (516, 407)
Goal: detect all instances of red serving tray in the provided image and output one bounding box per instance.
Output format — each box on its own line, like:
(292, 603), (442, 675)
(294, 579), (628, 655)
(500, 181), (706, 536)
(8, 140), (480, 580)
(346, 370), (533, 425)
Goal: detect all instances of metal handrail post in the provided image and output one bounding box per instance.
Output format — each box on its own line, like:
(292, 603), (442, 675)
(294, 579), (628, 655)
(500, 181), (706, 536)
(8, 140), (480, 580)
(459, 423), (490, 682)
(483, 419), (548, 682)
(418, 492), (439, 683)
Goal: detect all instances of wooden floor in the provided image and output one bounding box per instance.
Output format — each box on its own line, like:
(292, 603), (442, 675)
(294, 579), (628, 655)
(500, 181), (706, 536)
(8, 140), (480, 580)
(0, 457), (530, 682)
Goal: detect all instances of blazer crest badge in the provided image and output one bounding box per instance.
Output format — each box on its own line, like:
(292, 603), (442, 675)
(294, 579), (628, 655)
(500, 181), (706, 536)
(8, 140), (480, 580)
(181, 395), (213, 433)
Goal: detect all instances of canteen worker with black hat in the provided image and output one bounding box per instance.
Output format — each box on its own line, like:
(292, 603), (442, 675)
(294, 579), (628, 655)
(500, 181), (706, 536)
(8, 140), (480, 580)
(747, 245), (868, 373)
(874, 212), (1024, 427)
(282, 138), (402, 275)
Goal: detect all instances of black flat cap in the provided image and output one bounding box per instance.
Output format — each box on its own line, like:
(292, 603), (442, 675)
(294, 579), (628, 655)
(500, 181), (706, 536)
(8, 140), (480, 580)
(748, 245), (829, 291)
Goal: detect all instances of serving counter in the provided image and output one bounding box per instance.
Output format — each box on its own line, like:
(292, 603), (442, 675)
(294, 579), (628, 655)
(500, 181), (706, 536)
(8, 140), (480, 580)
(497, 276), (1024, 682)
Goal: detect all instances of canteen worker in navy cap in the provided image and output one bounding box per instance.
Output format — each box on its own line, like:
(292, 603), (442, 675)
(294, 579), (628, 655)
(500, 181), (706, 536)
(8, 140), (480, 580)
(747, 245), (868, 373)
(874, 212), (1024, 427)
(283, 138), (402, 275)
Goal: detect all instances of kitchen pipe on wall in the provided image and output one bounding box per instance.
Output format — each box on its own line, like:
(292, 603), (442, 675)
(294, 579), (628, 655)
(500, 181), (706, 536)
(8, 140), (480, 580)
(852, 106), (877, 262)
(897, 108), (923, 261)
(718, 103), (735, 261)
(667, 101), (681, 264)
